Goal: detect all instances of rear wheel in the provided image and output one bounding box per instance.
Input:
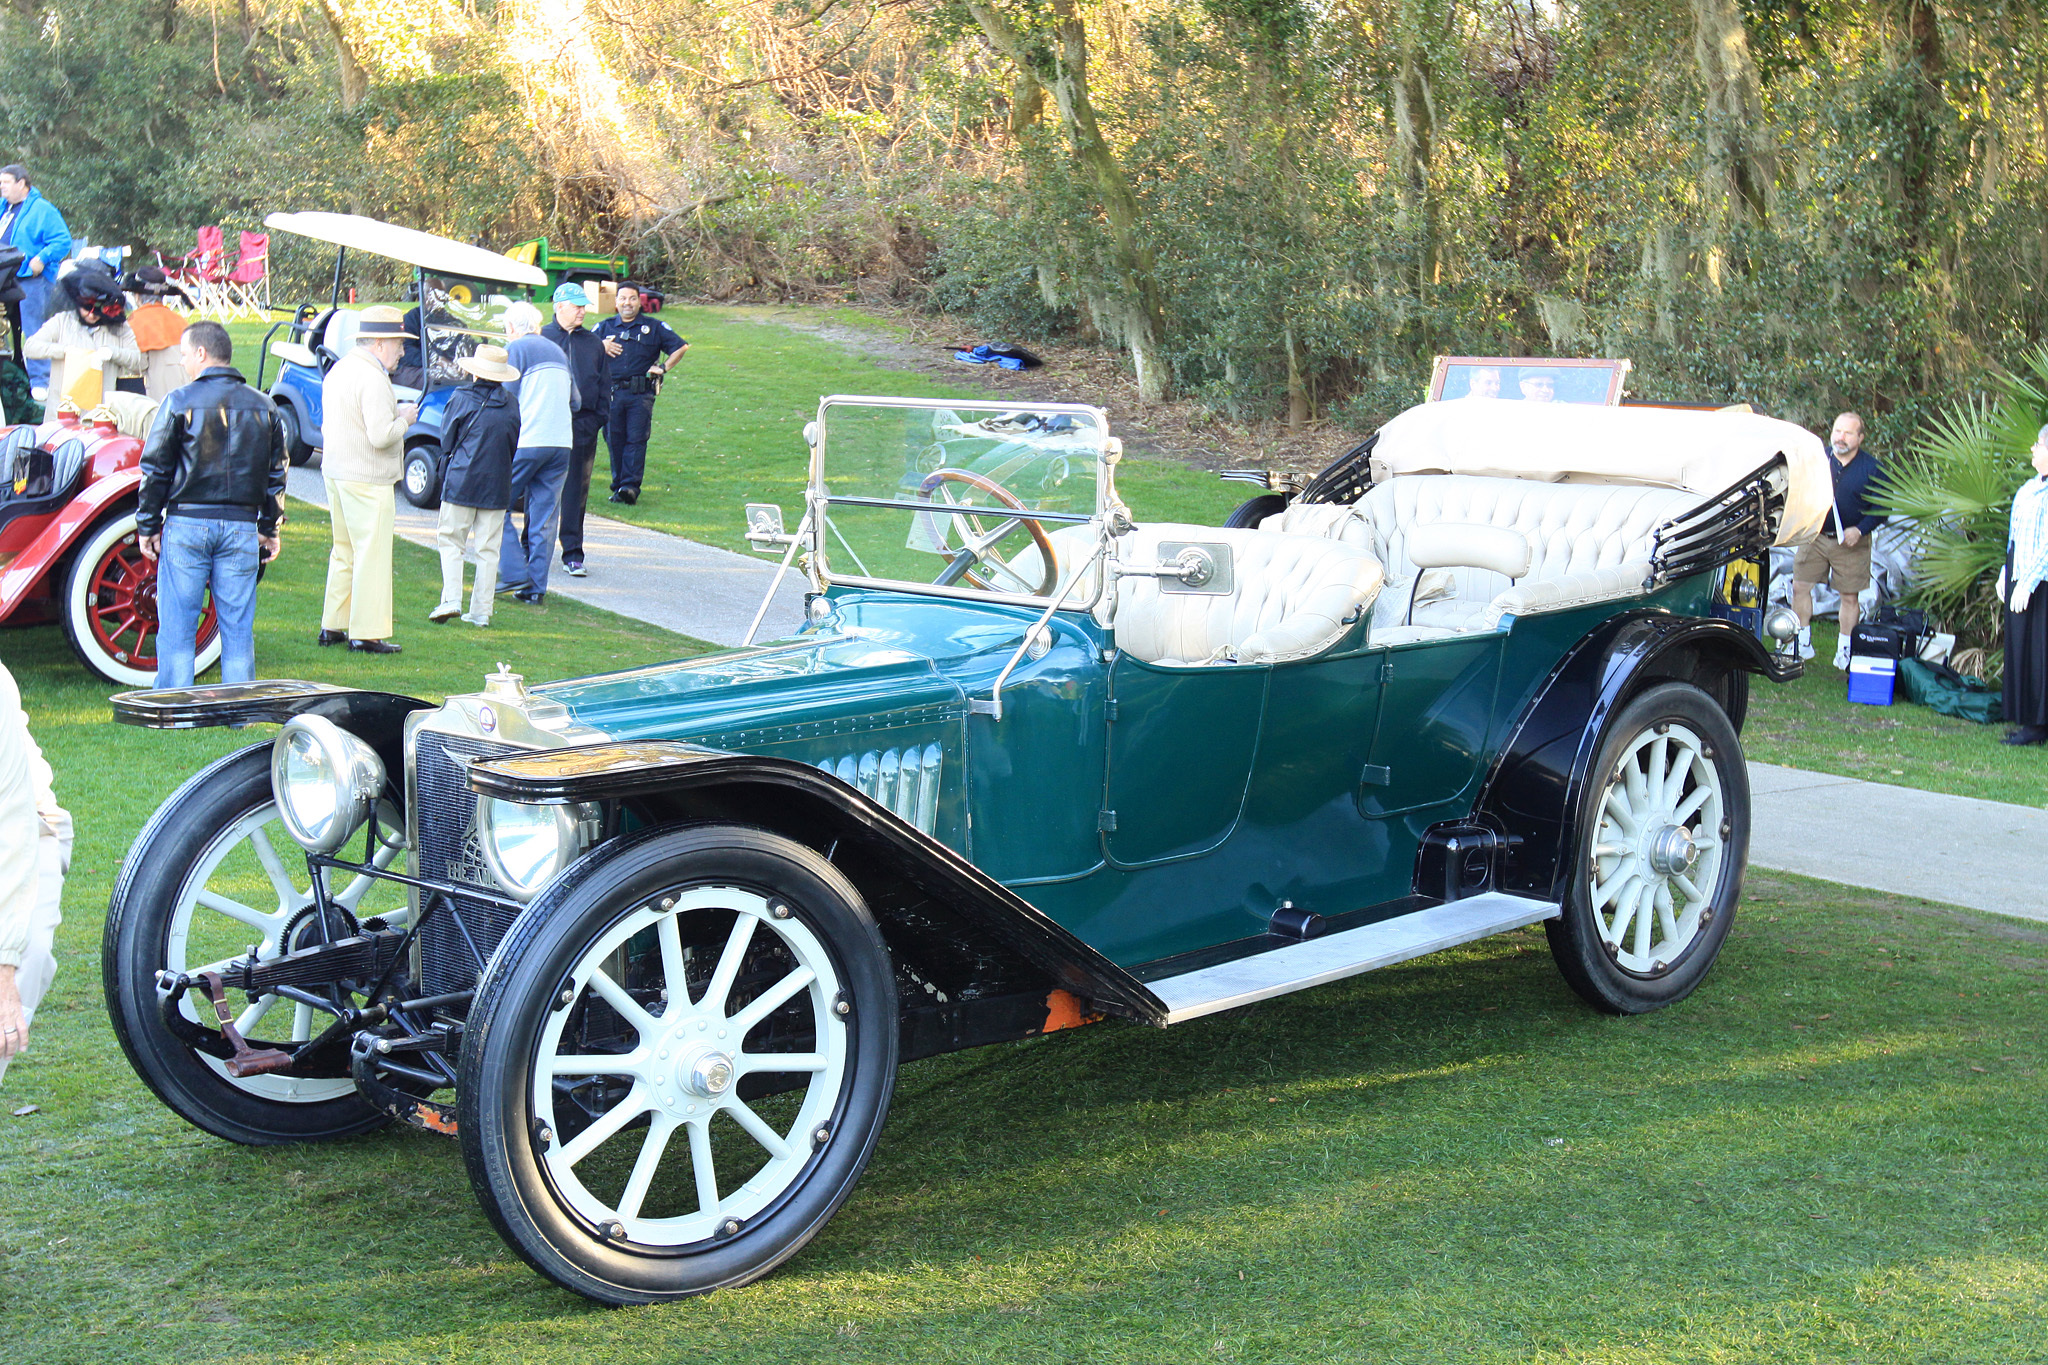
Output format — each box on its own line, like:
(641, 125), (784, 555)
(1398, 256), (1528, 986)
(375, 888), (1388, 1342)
(402, 441), (442, 509)
(460, 825), (898, 1304)
(1224, 493), (1287, 529)
(61, 509), (221, 688)
(1546, 682), (1749, 1014)
(276, 401), (315, 467)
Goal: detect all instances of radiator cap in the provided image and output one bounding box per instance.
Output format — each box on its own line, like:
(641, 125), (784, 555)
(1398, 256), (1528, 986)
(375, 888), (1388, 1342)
(484, 661), (529, 703)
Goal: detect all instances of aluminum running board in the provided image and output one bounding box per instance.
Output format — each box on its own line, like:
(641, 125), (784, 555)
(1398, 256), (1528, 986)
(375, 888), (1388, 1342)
(1148, 892), (1561, 1025)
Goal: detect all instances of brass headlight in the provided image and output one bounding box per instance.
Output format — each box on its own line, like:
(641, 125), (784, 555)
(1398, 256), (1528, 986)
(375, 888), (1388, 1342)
(271, 715), (386, 854)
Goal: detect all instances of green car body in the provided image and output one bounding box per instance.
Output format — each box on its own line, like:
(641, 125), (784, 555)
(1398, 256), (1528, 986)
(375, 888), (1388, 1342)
(104, 394), (1819, 1305)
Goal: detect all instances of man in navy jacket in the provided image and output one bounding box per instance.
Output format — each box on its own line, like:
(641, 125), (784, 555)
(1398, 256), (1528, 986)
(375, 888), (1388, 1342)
(0, 166), (71, 397)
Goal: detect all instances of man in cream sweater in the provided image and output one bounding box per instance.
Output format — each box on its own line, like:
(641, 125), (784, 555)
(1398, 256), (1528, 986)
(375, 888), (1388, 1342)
(0, 661), (71, 1086)
(319, 307), (418, 654)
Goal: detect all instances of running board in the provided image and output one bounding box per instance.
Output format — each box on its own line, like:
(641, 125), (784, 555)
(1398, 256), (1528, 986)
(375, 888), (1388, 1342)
(1148, 893), (1560, 1025)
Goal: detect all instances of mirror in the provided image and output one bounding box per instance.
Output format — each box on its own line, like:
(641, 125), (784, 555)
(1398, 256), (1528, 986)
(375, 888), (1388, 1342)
(744, 503), (789, 552)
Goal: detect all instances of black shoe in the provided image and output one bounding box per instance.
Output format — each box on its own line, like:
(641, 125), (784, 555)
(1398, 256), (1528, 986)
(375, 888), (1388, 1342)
(2002, 725), (2048, 746)
(608, 488), (638, 505)
(514, 590), (545, 606)
(316, 628), (347, 646)
(349, 638), (403, 655)
(608, 490), (627, 503)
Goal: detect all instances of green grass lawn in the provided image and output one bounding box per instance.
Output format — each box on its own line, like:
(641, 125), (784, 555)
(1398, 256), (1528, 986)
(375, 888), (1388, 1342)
(3, 481), (2047, 1358)
(1742, 620), (2045, 807)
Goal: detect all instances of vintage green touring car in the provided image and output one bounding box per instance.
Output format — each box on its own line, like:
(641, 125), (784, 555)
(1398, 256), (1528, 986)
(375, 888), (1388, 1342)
(103, 394), (1827, 1304)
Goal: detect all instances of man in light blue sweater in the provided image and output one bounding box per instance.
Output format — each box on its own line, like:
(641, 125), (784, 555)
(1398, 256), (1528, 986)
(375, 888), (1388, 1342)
(497, 302), (577, 605)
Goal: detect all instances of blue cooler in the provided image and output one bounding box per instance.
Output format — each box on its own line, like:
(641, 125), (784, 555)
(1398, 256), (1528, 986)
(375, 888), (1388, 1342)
(1847, 654), (1897, 706)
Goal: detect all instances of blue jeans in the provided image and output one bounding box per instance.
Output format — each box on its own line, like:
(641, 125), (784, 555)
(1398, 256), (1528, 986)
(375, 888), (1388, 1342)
(498, 446), (571, 596)
(605, 390), (655, 495)
(156, 515), (260, 688)
(17, 273), (49, 389)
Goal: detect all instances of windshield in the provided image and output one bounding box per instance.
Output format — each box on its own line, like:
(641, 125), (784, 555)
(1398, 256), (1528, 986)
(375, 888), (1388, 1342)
(812, 398), (1110, 604)
(419, 271), (515, 390)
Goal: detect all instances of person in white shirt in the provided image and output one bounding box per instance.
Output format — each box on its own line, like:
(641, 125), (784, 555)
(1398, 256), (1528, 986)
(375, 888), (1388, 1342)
(0, 660), (72, 1084)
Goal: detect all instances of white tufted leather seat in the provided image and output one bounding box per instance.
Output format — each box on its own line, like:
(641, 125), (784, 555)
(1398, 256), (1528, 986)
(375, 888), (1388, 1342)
(1268, 476), (1698, 641)
(1110, 524), (1384, 666)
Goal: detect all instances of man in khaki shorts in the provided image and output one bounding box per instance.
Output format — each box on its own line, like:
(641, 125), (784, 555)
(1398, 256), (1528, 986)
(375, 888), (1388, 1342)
(1793, 411), (1882, 669)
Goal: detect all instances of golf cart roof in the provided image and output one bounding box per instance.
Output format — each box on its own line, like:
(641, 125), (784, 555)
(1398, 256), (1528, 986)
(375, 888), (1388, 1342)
(263, 211), (549, 287)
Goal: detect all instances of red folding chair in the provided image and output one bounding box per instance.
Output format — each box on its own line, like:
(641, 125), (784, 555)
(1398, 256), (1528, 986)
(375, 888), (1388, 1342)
(167, 226), (228, 316)
(223, 231), (269, 319)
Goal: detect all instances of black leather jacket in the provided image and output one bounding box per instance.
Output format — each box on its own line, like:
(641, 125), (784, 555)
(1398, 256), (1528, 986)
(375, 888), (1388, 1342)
(137, 366), (288, 537)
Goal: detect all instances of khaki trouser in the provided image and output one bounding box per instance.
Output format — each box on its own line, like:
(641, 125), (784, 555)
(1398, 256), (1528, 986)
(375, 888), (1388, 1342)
(0, 809), (72, 1087)
(321, 478), (396, 641)
(436, 502), (505, 624)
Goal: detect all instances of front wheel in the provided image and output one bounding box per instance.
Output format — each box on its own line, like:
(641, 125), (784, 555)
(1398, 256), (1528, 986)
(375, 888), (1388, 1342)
(459, 825), (898, 1304)
(276, 401), (315, 467)
(102, 744), (411, 1143)
(1546, 681), (1749, 1014)
(61, 509), (221, 688)
(402, 441), (442, 509)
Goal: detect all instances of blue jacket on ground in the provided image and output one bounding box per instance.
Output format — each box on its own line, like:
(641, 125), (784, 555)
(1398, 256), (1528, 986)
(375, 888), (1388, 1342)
(507, 333), (574, 449)
(2, 189), (70, 277)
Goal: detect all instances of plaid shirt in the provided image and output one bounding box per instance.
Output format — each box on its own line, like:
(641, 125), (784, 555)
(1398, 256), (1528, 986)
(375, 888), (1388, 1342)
(2012, 475), (2048, 596)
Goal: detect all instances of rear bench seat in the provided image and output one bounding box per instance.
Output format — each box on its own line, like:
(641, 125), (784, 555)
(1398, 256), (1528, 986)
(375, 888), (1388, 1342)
(1261, 475), (1702, 645)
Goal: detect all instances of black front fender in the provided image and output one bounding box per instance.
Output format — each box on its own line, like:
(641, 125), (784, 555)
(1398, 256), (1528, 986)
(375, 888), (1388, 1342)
(468, 741), (1167, 1025)
(112, 680), (431, 781)
(1474, 612), (1784, 905)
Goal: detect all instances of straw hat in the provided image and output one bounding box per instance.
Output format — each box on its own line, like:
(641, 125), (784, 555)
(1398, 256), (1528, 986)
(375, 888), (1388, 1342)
(357, 305), (415, 339)
(457, 344), (520, 383)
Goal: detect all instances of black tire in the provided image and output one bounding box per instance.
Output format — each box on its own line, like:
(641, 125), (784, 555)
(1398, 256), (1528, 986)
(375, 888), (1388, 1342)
(60, 507), (222, 688)
(1224, 493), (1287, 529)
(459, 825), (899, 1305)
(102, 744), (395, 1143)
(277, 400), (315, 467)
(402, 440), (442, 509)
(1545, 681), (1749, 1014)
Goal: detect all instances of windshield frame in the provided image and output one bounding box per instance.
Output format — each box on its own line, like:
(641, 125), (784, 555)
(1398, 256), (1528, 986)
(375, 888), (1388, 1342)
(804, 394), (1122, 611)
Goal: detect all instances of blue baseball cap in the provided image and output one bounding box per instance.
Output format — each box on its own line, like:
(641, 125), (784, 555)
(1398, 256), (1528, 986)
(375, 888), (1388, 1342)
(552, 281), (591, 306)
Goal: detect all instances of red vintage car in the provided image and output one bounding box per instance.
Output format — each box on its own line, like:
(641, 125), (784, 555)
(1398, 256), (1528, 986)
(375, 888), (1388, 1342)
(0, 399), (218, 686)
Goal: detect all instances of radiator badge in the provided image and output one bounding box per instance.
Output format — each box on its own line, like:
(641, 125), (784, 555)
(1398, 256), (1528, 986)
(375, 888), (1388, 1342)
(446, 808), (496, 889)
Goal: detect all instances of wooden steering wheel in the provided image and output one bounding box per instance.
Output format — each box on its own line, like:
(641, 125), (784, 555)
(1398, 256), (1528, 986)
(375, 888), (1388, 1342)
(918, 468), (1060, 596)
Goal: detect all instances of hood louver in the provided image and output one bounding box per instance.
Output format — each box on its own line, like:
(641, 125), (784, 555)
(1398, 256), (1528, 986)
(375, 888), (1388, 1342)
(820, 742), (942, 836)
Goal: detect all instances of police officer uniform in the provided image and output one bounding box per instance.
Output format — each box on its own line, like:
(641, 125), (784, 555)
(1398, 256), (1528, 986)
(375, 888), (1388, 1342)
(593, 306), (686, 503)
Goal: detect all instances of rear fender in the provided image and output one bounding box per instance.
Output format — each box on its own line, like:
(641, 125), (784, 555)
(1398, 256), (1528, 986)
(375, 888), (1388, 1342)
(468, 742), (1168, 1026)
(0, 467), (142, 615)
(111, 680), (431, 782)
(1473, 612), (1782, 905)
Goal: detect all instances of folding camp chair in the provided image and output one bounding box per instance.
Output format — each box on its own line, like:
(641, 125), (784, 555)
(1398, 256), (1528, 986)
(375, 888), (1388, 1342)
(222, 231), (269, 319)
(167, 226), (230, 317)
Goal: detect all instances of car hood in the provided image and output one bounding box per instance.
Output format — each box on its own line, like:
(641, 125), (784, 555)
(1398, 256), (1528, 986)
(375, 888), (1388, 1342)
(533, 630), (971, 744)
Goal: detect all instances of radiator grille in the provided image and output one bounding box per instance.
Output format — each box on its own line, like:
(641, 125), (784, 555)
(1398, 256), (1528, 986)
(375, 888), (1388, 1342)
(818, 742), (942, 835)
(413, 731), (522, 999)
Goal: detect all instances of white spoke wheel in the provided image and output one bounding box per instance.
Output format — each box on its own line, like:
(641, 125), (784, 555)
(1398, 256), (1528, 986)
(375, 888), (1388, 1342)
(103, 744), (410, 1143)
(459, 825), (898, 1305)
(1547, 681), (1749, 1014)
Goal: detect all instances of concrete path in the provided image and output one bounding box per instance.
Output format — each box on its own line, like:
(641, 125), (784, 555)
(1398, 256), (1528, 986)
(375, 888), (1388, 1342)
(285, 467), (806, 647)
(282, 465), (2046, 923)
(1748, 762), (2048, 923)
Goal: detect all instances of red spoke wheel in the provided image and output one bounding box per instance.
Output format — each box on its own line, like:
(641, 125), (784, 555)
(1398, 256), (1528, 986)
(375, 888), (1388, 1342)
(62, 511), (222, 688)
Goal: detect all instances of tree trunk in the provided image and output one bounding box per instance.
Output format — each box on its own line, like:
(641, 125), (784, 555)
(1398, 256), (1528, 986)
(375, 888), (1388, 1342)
(1392, 41), (1438, 292)
(1900, 0), (1945, 259)
(967, 1), (1170, 401)
(318, 0), (370, 112)
(1690, 0), (1773, 227)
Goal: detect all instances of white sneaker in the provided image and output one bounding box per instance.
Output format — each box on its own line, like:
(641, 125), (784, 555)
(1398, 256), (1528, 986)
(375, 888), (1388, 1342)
(461, 613), (490, 627)
(428, 601), (462, 622)
(1796, 627), (1815, 660)
(1832, 639), (1851, 670)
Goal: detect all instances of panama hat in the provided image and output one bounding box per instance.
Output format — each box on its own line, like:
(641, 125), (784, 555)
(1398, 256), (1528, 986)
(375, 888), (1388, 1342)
(552, 281), (591, 307)
(457, 344), (520, 383)
(357, 305), (415, 339)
